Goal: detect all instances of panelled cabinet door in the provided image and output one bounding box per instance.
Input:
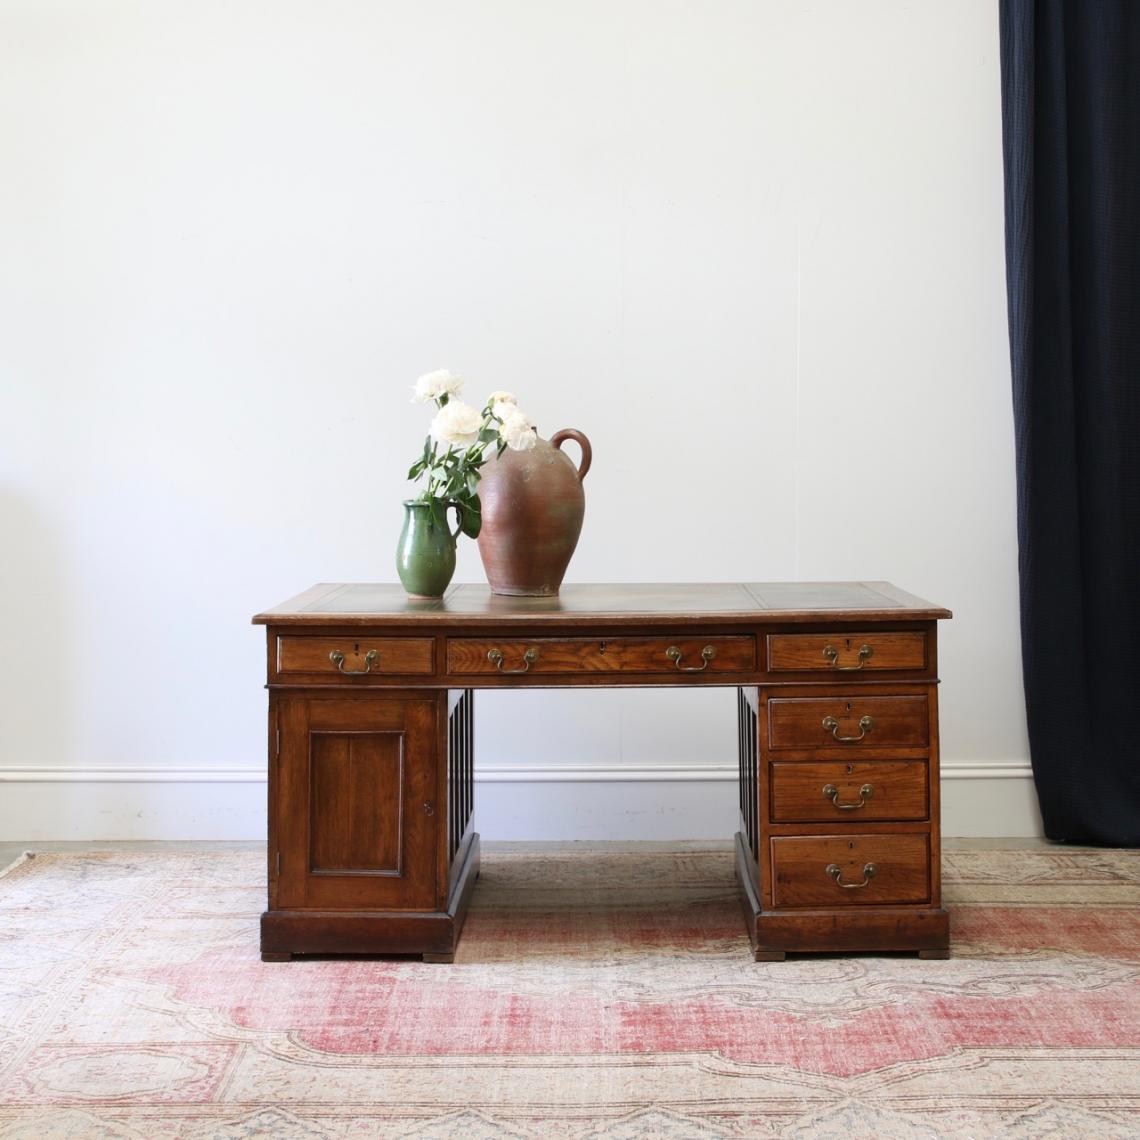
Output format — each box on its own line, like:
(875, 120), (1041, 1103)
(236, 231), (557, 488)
(276, 696), (439, 911)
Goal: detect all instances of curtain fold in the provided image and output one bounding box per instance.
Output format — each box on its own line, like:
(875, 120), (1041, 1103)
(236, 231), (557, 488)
(999, 0), (1140, 844)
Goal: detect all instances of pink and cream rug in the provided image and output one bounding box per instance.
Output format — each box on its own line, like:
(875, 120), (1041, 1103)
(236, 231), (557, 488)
(0, 845), (1137, 1138)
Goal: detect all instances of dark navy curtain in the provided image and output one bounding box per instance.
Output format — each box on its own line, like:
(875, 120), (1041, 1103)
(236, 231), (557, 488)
(1000, 1), (1140, 844)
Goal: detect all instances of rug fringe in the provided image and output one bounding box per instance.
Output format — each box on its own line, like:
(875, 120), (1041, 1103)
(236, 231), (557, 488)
(0, 851), (34, 879)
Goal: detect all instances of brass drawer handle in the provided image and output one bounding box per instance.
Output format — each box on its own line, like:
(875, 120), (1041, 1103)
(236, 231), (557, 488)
(665, 645), (717, 672)
(823, 782), (874, 810)
(488, 648), (539, 674)
(329, 649), (379, 675)
(823, 643), (873, 670)
(826, 862), (878, 889)
(822, 714), (874, 742)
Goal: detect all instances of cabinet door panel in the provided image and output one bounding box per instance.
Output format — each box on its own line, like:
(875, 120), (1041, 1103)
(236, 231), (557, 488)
(277, 696), (438, 911)
(310, 731), (403, 873)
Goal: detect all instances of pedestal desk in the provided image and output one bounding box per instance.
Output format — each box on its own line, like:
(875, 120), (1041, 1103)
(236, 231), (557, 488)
(253, 582), (952, 962)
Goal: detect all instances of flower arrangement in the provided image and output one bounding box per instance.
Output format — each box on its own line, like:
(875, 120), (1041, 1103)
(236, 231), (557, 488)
(406, 369), (536, 539)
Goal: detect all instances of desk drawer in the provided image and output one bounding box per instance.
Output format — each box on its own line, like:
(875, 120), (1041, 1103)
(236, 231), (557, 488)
(276, 636), (435, 677)
(767, 695), (929, 751)
(769, 760), (928, 822)
(447, 636), (755, 676)
(771, 834), (931, 907)
(767, 631), (927, 674)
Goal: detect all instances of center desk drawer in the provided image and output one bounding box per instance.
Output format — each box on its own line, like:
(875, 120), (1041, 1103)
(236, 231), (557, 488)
(447, 636), (755, 676)
(767, 695), (929, 750)
(276, 636), (435, 676)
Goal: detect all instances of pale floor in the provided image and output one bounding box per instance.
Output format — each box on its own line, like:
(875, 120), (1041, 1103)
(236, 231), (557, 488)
(0, 836), (1064, 873)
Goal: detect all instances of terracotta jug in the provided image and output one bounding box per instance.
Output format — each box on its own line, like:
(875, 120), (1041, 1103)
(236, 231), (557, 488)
(476, 429), (591, 596)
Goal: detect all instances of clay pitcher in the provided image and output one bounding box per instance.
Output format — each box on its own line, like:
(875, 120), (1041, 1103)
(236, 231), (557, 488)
(395, 500), (459, 598)
(476, 429), (591, 596)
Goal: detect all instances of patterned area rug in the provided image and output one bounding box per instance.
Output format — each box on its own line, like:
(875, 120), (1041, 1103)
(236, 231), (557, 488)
(0, 846), (1138, 1138)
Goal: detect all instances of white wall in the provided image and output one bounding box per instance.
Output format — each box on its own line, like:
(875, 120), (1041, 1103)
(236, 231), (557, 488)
(0, 1), (1039, 840)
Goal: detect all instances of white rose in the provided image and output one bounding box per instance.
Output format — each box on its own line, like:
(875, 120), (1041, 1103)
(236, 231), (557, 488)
(499, 409), (537, 451)
(413, 369), (464, 404)
(430, 401), (483, 447)
(487, 390), (518, 418)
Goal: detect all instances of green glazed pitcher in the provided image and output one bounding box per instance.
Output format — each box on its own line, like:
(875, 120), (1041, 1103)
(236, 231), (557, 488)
(396, 501), (461, 598)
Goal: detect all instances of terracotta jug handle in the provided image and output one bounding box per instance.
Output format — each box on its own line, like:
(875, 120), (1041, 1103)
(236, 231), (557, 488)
(550, 429), (591, 483)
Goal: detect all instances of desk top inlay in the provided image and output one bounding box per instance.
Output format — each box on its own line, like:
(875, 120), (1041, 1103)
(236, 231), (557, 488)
(253, 582), (952, 626)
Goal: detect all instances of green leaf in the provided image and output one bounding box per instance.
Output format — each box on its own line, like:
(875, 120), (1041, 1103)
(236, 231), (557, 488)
(422, 436), (432, 464)
(429, 498), (447, 530)
(407, 460), (424, 481)
(466, 470), (480, 496)
(457, 496), (482, 538)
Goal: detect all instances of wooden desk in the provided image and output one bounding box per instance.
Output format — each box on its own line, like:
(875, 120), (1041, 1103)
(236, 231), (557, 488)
(253, 582), (952, 962)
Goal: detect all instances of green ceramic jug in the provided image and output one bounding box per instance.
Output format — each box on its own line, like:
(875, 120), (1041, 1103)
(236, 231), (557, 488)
(396, 501), (460, 598)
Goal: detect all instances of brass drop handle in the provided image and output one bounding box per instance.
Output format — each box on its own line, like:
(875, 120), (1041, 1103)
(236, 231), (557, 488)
(487, 648), (539, 674)
(329, 649), (379, 675)
(823, 643), (873, 671)
(666, 645), (717, 672)
(823, 782), (874, 810)
(826, 862), (878, 889)
(822, 714), (874, 742)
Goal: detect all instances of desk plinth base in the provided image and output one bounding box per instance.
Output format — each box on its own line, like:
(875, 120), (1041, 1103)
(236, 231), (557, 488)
(734, 832), (949, 961)
(259, 834), (481, 963)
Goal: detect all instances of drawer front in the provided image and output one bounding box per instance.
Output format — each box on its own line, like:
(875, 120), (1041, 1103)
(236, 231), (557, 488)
(769, 760), (929, 822)
(770, 834), (931, 908)
(447, 636), (756, 676)
(276, 636), (435, 676)
(767, 631), (927, 674)
(767, 695), (929, 751)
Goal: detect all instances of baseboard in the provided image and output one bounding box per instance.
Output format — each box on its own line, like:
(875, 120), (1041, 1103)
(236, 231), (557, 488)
(0, 767), (266, 783)
(0, 760), (1031, 783)
(940, 761), (1042, 837)
(0, 762), (1042, 840)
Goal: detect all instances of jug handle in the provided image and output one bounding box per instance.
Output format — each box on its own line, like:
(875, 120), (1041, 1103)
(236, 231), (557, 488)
(550, 429), (592, 483)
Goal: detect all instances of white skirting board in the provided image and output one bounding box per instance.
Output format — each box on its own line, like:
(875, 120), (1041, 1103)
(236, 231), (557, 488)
(0, 763), (1043, 841)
